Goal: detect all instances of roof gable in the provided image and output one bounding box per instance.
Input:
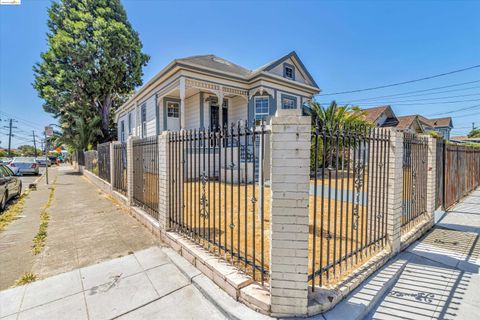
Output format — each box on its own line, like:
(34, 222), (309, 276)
(260, 51), (319, 88)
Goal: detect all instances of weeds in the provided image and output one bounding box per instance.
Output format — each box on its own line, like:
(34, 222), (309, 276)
(14, 272), (38, 286)
(32, 176), (57, 255)
(0, 190), (30, 232)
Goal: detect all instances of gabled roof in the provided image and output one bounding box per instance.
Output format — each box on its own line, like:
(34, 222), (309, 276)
(256, 51), (319, 88)
(396, 115), (420, 130)
(429, 117), (453, 128)
(177, 54), (252, 77)
(363, 105), (391, 122)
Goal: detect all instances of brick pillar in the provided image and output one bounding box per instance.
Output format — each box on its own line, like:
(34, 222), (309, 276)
(109, 142), (115, 187)
(158, 132), (170, 233)
(386, 129), (404, 254)
(269, 114), (311, 317)
(425, 136), (437, 219)
(127, 136), (137, 206)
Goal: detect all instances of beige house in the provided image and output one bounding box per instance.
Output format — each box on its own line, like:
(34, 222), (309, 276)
(115, 51), (320, 141)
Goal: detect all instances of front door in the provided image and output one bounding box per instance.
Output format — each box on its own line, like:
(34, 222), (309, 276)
(210, 105), (219, 130)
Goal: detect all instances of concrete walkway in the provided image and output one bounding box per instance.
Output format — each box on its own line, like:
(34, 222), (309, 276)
(321, 189), (480, 320)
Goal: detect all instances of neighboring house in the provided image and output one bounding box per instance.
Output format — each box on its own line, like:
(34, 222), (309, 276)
(114, 51), (320, 142)
(362, 106), (453, 139)
(450, 136), (480, 144)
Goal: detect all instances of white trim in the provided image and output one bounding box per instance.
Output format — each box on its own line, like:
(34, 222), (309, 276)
(254, 96), (269, 124)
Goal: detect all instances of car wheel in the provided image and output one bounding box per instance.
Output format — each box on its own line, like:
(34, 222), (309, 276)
(0, 192), (7, 211)
(16, 183), (22, 198)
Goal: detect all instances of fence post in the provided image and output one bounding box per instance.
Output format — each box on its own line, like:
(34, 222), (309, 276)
(386, 129), (404, 254)
(425, 136), (437, 222)
(127, 136), (137, 206)
(109, 142), (115, 187)
(158, 132), (169, 233)
(269, 113), (311, 317)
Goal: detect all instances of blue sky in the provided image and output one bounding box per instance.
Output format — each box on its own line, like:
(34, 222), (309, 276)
(1, 0), (479, 147)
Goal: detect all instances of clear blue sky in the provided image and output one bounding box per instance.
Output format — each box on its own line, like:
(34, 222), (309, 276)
(1, 0), (479, 147)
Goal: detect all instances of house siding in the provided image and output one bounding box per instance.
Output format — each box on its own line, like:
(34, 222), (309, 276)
(144, 95), (157, 137)
(229, 96), (247, 123)
(268, 57), (309, 85)
(185, 93), (200, 129)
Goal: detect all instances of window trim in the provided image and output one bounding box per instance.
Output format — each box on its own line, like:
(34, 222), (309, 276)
(281, 94), (297, 110)
(167, 101), (180, 118)
(140, 103), (147, 138)
(128, 112), (132, 135)
(254, 96), (269, 125)
(120, 120), (125, 142)
(283, 63), (295, 80)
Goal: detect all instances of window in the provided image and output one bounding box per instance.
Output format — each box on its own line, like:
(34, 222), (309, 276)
(128, 112), (132, 135)
(120, 120), (125, 142)
(167, 102), (179, 118)
(254, 96), (269, 125)
(141, 104), (146, 138)
(283, 63), (295, 80)
(281, 95), (297, 109)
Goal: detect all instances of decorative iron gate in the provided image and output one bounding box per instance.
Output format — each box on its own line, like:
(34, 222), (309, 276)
(132, 137), (159, 219)
(113, 142), (128, 195)
(97, 142), (111, 183)
(401, 133), (428, 233)
(168, 122), (269, 284)
(309, 123), (390, 288)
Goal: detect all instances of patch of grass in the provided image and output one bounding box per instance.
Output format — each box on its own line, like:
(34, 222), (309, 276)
(14, 272), (38, 286)
(0, 190), (30, 233)
(32, 176), (57, 255)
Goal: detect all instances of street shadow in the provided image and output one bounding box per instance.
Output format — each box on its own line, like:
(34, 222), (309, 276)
(64, 171), (82, 176)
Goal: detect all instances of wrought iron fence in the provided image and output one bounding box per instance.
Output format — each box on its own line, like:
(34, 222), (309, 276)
(168, 122), (269, 284)
(84, 150), (98, 174)
(401, 133), (428, 233)
(97, 142), (111, 183)
(113, 142), (128, 195)
(435, 139), (445, 209)
(309, 124), (390, 288)
(133, 137), (159, 219)
(444, 144), (480, 209)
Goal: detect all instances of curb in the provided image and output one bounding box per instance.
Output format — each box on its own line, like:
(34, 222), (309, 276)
(163, 247), (274, 320)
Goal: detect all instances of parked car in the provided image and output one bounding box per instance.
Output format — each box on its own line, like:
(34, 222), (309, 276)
(0, 158), (12, 165)
(0, 164), (22, 211)
(35, 158), (51, 167)
(9, 157), (40, 175)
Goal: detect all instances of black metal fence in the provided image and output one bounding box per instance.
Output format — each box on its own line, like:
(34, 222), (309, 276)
(133, 137), (159, 219)
(168, 122), (269, 284)
(113, 142), (128, 195)
(97, 142), (111, 183)
(309, 123), (390, 288)
(444, 144), (480, 209)
(84, 150), (98, 174)
(402, 133), (428, 233)
(435, 139), (445, 209)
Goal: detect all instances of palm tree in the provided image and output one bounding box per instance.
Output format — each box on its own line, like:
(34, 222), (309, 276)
(49, 113), (103, 151)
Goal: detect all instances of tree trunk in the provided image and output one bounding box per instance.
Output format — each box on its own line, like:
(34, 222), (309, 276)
(99, 94), (112, 141)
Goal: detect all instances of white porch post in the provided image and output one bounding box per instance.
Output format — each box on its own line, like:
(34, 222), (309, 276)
(179, 77), (186, 129)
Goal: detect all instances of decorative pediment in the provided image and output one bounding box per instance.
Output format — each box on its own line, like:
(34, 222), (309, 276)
(249, 87), (274, 97)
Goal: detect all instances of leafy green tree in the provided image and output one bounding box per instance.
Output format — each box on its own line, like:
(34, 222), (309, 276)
(33, 0), (149, 143)
(17, 145), (43, 157)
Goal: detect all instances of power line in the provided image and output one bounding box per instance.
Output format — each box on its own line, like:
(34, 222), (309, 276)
(320, 98), (480, 107)
(317, 65), (480, 96)
(320, 93), (480, 106)
(425, 103), (480, 117)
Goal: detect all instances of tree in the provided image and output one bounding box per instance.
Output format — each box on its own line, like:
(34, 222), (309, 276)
(468, 128), (480, 138)
(33, 0), (149, 143)
(17, 145), (43, 157)
(49, 112), (103, 151)
(308, 100), (372, 171)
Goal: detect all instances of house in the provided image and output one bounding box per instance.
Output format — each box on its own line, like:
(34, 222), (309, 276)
(114, 51), (320, 142)
(362, 106), (453, 139)
(450, 136), (480, 144)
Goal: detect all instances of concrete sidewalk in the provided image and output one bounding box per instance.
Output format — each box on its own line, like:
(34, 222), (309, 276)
(321, 189), (480, 320)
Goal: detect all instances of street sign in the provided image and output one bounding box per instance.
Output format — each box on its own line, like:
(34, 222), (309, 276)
(45, 126), (53, 137)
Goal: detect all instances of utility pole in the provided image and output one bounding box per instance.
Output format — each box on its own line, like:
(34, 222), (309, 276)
(44, 131), (49, 185)
(32, 130), (38, 157)
(473, 122), (476, 131)
(3, 119), (18, 157)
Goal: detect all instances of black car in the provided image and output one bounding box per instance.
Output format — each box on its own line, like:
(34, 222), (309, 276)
(0, 164), (22, 211)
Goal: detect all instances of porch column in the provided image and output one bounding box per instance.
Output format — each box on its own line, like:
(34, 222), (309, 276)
(179, 77), (186, 129)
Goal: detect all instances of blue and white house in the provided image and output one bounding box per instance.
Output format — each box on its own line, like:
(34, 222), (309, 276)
(114, 51), (320, 141)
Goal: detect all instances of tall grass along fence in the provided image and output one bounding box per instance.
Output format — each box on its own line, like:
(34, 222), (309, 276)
(132, 136), (159, 219)
(112, 142), (128, 195)
(84, 150), (98, 174)
(309, 123), (390, 288)
(444, 144), (480, 209)
(401, 133), (428, 234)
(97, 142), (111, 183)
(168, 122), (270, 284)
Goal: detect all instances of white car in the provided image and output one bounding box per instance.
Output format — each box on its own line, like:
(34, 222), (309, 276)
(9, 157), (40, 175)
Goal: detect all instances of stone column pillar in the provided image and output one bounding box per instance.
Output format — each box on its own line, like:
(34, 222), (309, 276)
(269, 112), (311, 317)
(127, 136), (138, 206)
(158, 132), (170, 233)
(386, 129), (404, 254)
(425, 136), (437, 220)
(109, 142), (115, 188)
